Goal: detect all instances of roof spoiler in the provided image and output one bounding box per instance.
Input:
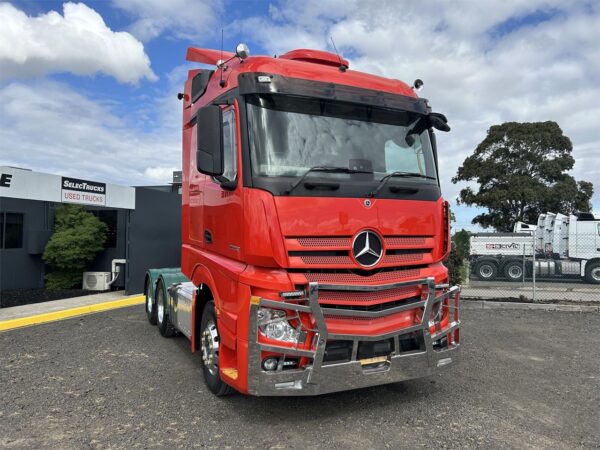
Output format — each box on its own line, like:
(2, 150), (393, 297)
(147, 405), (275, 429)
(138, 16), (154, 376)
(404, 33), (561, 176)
(186, 47), (234, 65)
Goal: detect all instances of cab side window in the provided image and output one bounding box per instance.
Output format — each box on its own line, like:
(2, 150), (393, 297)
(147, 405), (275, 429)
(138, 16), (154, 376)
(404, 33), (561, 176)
(221, 109), (237, 182)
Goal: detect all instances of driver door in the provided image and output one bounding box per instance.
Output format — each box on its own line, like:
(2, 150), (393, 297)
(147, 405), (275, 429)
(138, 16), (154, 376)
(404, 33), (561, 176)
(202, 106), (244, 261)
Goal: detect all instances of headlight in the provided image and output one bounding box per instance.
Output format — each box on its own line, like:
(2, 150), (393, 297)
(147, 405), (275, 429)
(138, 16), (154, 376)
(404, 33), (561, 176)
(257, 307), (302, 343)
(430, 301), (443, 324)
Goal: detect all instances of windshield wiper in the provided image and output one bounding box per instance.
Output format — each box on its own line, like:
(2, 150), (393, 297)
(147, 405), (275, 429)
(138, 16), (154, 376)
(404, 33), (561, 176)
(367, 171), (436, 198)
(285, 166), (372, 195)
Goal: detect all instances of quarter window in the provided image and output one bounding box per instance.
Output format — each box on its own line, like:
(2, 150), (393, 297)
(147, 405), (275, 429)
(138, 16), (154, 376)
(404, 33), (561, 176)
(221, 109), (237, 182)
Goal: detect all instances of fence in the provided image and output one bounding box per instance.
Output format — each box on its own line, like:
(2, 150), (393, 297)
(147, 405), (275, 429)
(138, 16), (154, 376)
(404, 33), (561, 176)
(458, 233), (600, 304)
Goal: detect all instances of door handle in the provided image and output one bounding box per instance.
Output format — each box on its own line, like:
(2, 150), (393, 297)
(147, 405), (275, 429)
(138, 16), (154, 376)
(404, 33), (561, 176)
(190, 183), (200, 191)
(204, 229), (213, 244)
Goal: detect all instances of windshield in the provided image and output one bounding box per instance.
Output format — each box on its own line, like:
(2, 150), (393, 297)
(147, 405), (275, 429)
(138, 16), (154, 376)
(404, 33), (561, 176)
(247, 94), (438, 183)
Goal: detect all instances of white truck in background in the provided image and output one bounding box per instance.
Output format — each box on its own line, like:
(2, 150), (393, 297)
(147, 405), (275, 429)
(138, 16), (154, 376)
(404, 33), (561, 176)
(470, 212), (600, 284)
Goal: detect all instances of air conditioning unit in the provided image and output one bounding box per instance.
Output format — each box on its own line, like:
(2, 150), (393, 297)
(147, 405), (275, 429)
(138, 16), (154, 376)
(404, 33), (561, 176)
(82, 272), (111, 291)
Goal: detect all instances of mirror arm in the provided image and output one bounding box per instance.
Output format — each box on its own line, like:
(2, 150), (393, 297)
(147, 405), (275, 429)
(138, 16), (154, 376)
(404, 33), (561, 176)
(216, 176), (237, 191)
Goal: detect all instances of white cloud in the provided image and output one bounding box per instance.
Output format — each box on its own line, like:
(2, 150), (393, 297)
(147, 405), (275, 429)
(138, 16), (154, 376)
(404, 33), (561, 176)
(111, 0), (222, 42)
(0, 80), (178, 186)
(233, 0), (600, 217)
(0, 2), (156, 84)
(144, 166), (178, 183)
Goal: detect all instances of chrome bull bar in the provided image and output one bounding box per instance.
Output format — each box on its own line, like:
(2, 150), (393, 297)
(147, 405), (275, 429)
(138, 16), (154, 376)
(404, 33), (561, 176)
(246, 277), (460, 396)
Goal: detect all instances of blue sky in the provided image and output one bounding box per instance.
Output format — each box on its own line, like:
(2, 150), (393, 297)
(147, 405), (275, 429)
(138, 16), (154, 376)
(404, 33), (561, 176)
(1, 1), (599, 232)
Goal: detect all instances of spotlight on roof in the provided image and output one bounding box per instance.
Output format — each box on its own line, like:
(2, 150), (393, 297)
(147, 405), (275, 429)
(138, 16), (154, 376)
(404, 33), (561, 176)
(412, 79), (424, 91)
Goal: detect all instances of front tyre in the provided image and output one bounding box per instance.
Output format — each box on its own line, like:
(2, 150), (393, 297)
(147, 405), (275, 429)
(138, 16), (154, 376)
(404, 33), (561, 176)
(200, 301), (234, 396)
(474, 260), (498, 281)
(156, 280), (176, 337)
(584, 261), (600, 284)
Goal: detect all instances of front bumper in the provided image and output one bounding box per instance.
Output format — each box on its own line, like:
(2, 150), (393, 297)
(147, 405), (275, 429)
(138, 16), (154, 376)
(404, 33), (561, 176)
(246, 277), (460, 396)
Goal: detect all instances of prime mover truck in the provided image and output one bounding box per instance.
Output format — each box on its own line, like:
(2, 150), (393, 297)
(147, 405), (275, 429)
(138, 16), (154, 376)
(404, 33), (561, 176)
(470, 212), (600, 283)
(144, 44), (461, 396)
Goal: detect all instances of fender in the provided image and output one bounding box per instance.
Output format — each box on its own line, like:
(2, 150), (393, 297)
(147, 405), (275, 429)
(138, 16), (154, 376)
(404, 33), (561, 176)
(190, 263), (237, 352)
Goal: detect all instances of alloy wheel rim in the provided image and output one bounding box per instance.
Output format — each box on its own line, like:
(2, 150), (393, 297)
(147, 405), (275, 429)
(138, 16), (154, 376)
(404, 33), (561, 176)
(480, 265), (493, 278)
(201, 319), (220, 376)
(509, 266), (522, 279)
(157, 295), (164, 323)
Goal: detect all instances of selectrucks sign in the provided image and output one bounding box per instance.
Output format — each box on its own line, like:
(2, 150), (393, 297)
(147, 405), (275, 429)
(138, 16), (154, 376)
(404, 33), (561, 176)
(61, 177), (106, 205)
(0, 167), (135, 209)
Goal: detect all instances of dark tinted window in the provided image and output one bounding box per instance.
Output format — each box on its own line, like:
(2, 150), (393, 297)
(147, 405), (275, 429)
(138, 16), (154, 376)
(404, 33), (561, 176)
(97, 210), (118, 248)
(3, 213), (24, 249)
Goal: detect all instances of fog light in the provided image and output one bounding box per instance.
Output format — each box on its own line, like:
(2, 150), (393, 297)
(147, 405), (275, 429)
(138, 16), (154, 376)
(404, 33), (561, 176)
(262, 357), (278, 371)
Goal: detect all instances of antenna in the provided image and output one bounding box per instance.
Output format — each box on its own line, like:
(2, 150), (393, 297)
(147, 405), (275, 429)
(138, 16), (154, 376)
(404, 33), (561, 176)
(330, 36), (346, 72)
(219, 28), (226, 87)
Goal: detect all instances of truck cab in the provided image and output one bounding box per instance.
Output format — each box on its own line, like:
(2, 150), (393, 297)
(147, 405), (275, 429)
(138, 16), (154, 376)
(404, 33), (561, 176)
(146, 45), (460, 396)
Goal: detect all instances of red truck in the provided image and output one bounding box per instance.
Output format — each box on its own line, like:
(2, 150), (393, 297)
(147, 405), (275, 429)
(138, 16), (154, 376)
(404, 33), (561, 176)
(144, 44), (460, 396)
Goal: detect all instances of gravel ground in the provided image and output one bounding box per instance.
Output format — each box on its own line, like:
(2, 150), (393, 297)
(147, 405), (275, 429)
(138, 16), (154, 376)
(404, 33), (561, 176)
(1, 306), (599, 449)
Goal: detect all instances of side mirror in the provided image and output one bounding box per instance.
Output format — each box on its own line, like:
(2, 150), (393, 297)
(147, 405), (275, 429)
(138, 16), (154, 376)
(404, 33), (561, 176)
(429, 112), (450, 132)
(197, 105), (224, 176)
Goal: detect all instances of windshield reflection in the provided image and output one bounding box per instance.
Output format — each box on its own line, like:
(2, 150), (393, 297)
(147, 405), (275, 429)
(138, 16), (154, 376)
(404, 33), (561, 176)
(247, 94), (438, 182)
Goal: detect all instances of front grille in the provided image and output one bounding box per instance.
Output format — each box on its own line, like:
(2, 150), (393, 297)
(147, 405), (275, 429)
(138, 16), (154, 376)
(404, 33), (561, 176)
(302, 268), (422, 284)
(383, 254), (424, 264)
(300, 255), (354, 265)
(286, 234), (434, 269)
(296, 237), (351, 247)
(385, 236), (427, 246)
(318, 286), (419, 306)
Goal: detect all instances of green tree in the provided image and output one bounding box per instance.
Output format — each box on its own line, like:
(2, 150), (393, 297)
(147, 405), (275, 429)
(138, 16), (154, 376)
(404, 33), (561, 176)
(43, 204), (107, 289)
(452, 121), (593, 231)
(453, 229), (471, 257)
(445, 242), (466, 285)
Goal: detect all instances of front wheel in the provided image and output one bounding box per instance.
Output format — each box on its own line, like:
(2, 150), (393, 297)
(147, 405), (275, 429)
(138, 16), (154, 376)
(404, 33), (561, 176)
(200, 301), (234, 396)
(584, 262), (600, 284)
(474, 260), (498, 281)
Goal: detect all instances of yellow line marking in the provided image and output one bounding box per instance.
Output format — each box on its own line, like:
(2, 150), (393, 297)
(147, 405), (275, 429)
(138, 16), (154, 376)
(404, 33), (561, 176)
(0, 295), (145, 332)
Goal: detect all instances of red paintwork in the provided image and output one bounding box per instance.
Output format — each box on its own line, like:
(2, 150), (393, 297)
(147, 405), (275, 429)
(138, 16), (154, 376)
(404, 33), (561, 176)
(279, 49), (349, 68)
(179, 47), (453, 394)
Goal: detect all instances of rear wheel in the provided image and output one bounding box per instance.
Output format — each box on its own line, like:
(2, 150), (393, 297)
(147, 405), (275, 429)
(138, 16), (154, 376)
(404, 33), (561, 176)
(156, 281), (176, 337)
(584, 261), (600, 284)
(474, 260), (498, 281)
(145, 279), (157, 325)
(200, 301), (234, 396)
(503, 261), (524, 282)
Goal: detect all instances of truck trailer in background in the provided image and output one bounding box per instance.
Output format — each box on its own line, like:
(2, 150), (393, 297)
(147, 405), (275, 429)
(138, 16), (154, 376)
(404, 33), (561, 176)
(143, 44), (460, 396)
(470, 212), (600, 284)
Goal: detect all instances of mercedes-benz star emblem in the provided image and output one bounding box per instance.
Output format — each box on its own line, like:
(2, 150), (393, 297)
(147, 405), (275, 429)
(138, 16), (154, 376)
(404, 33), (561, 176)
(352, 231), (383, 267)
